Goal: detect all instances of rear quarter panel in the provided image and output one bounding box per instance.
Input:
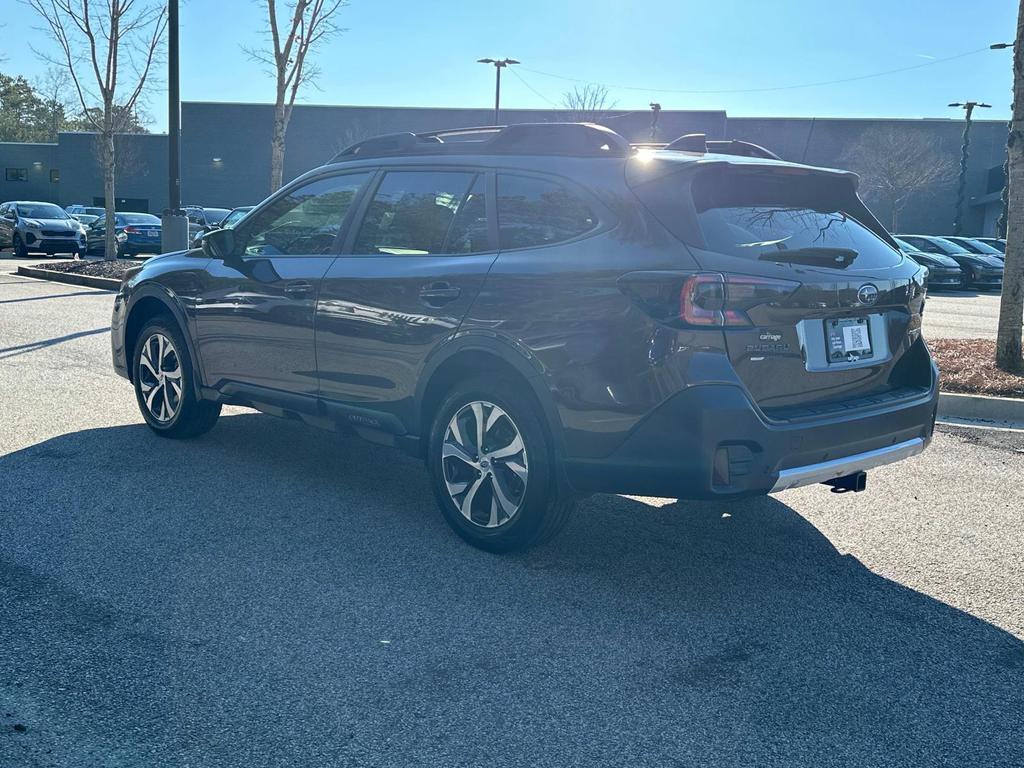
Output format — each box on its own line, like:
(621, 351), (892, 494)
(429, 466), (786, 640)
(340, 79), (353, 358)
(460, 164), (726, 460)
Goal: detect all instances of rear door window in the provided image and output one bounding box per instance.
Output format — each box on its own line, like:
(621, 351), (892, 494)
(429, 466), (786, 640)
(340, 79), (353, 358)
(496, 174), (597, 250)
(352, 170), (484, 255)
(693, 169), (901, 270)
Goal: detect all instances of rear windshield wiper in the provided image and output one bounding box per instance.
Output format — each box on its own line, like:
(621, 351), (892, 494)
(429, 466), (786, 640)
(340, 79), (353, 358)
(757, 247), (858, 268)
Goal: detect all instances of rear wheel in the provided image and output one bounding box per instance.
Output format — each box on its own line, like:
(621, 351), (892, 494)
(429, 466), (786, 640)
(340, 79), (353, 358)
(132, 317), (220, 438)
(427, 378), (575, 552)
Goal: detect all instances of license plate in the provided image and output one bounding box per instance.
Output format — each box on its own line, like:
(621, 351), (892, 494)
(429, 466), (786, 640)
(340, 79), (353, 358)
(825, 317), (873, 363)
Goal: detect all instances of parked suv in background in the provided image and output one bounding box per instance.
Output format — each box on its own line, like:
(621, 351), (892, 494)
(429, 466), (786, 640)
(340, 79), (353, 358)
(184, 206), (232, 246)
(65, 204), (106, 219)
(0, 200), (86, 257)
(897, 234), (1003, 289)
(111, 123), (937, 551)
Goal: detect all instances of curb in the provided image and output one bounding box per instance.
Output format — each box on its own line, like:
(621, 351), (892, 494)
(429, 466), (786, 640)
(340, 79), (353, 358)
(937, 391), (1024, 428)
(16, 264), (120, 291)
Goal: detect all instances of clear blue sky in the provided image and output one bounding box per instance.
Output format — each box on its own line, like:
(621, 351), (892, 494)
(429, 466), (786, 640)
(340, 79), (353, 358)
(2, 0), (1018, 130)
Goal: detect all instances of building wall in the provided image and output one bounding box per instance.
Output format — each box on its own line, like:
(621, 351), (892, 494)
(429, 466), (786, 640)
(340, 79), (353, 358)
(728, 117), (1007, 236)
(0, 142), (59, 203)
(56, 132), (169, 213)
(0, 103), (1008, 237)
(179, 102), (727, 206)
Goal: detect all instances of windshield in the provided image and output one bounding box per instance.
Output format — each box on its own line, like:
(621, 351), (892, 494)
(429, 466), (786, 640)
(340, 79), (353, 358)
(929, 237), (972, 255)
(222, 207), (253, 228)
(18, 203), (68, 220)
(958, 238), (1003, 256)
(204, 208), (231, 225)
(117, 213), (160, 225)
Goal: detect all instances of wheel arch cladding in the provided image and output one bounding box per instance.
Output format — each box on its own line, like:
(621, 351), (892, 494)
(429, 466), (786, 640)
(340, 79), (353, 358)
(416, 346), (565, 458)
(124, 294), (186, 383)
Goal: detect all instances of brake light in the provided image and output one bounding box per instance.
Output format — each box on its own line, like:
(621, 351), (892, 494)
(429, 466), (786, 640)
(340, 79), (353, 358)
(123, 226), (140, 234)
(680, 273), (800, 327)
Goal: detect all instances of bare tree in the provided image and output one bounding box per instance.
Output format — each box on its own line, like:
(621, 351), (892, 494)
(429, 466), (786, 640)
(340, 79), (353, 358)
(247, 0), (348, 192)
(560, 84), (616, 124)
(34, 67), (73, 141)
(996, 2), (1024, 372)
(27, 0), (166, 260)
(842, 126), (958, 232)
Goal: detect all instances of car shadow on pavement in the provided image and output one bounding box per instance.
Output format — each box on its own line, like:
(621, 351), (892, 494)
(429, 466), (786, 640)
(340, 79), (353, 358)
(0, 327), (109, 361)
(1, 411), (1021, 767)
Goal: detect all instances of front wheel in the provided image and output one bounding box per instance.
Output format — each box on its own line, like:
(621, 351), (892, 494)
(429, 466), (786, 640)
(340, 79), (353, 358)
(132, 317), (221, 438)
(427, 378), (575, 552)
(13, 234), (28, 258)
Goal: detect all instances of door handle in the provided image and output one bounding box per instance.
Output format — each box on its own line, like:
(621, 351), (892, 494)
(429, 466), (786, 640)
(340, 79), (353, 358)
(284, 280), (313, 296)
(419, 282), (461, 306)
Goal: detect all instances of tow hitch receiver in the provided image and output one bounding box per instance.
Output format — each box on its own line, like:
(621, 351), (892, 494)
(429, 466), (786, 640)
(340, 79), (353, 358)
(824, 471), (867, 493)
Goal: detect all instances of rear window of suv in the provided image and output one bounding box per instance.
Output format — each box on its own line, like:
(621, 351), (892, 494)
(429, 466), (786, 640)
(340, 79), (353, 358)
(496, 174), (597, 250)
(691, 168), (901, 270)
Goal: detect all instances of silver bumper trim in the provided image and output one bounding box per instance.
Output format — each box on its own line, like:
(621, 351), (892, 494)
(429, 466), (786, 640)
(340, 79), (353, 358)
(770, 437), (926, 493)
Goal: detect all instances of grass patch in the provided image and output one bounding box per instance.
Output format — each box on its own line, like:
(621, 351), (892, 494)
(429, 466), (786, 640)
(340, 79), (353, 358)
(931, 338), (1024, 399)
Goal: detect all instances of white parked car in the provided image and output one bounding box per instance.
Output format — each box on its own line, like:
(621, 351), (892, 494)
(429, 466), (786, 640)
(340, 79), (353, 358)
(0, 201), (87, 258)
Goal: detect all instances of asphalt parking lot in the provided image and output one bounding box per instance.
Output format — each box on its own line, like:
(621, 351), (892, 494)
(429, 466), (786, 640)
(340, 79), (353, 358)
(1, 256), (1022, 767)
(921, 288), (1002, 340)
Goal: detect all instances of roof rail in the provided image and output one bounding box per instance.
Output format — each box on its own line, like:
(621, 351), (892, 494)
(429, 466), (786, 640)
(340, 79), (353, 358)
(706, 139), (781, 160)
(663, 133), (709, 153)
(655, 133), (781, 160)
(330, 122), (631, 163)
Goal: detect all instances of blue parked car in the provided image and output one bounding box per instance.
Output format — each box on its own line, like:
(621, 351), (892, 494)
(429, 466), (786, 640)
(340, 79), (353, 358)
(86, 212), (162, 258)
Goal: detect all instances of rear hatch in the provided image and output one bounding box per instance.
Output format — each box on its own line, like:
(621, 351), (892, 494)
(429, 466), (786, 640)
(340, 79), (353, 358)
(630, 159), (929, 414)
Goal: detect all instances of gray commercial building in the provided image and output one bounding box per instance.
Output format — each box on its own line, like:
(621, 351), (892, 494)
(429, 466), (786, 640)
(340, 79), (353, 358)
(0, 101), (1008, 236)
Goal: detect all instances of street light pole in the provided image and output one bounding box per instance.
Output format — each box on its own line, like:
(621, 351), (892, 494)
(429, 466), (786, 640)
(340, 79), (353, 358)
(478, 58), (519, 125)
(993, 42), (1014, 238)
(162, 0), (188, 253)
(949, 100), (992, 235)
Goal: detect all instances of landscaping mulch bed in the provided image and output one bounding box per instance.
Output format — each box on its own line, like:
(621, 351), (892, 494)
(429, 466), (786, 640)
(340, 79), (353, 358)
(931, 338), (1024, 399)
(27, 259), (140, 280)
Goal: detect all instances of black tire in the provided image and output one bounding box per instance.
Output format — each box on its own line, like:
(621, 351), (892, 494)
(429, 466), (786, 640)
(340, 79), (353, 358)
(132, 316), (221, 439)
(427, 377), (575, 553)
(13, 234), (28, 258)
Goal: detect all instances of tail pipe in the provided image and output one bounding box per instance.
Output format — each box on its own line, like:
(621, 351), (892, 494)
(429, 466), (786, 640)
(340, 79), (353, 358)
(824, 471), (867, 494)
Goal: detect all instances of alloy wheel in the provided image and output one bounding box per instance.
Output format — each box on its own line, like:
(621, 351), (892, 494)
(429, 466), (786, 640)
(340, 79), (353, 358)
(442, 400), (529, 528)
(138, 333), (183, 423)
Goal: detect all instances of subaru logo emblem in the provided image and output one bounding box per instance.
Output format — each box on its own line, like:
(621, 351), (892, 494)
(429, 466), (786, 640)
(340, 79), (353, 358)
(857, 284), (879, 305)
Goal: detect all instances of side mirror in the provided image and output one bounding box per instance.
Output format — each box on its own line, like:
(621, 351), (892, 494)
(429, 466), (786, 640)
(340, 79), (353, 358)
(201, 226), (237, 261)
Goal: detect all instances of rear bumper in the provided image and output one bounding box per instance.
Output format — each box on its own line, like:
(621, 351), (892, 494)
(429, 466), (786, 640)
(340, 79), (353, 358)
(123, 239), (161, 255)
(770, 437), (925, 492)
(563, 373), (938, 499)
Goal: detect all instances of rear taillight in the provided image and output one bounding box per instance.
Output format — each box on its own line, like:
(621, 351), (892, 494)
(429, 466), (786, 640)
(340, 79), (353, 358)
(123, 226), (140, 234)
(680, 273), (800, 327)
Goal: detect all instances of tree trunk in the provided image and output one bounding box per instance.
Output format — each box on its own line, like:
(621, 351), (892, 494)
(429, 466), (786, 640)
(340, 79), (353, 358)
(270, 102), (289, 193)
(996, 1), (1024, 372)
(102, 103), (118, 261)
